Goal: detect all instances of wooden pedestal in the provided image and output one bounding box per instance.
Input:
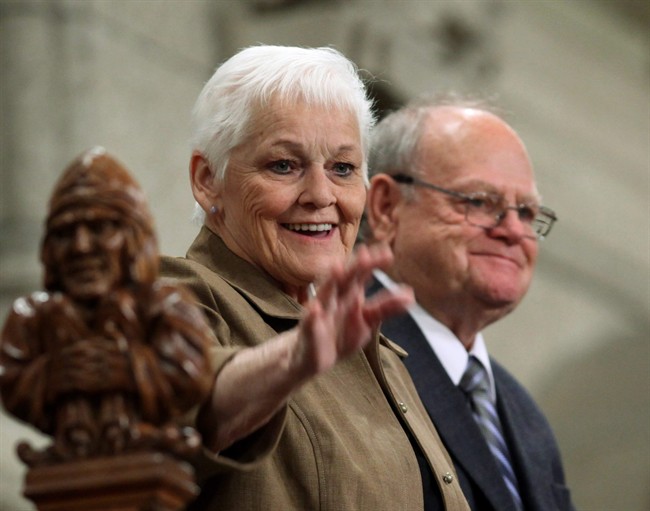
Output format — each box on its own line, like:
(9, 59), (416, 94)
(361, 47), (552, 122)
(23, 452), (198, 511)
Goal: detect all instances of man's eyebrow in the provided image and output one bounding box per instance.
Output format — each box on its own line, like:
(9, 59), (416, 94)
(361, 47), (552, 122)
(450, 179), (499, 193)
(451, 179), (541, 203)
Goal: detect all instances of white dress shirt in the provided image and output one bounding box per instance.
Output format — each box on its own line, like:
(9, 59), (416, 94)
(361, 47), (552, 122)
(374, 270), (497, 402)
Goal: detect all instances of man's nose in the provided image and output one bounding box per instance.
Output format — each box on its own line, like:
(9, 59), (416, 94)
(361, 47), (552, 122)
(490, 208), (532, 241)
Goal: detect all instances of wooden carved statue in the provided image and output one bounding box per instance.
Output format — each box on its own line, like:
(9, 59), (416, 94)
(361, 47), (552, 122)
(0, 148), (214, 510)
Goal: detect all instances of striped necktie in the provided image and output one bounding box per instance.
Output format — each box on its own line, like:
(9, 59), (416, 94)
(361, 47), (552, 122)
(459, 356), (524, 511)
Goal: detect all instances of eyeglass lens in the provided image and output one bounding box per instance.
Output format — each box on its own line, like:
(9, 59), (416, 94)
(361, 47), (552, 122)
(464, 199), (551, 238)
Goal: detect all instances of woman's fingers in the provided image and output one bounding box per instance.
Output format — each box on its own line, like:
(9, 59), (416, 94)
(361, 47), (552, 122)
(314, 244), (393, 306)
(362, 285), (414, 329)
(300, 299), (338, 373)
(299, 243), (410, 373)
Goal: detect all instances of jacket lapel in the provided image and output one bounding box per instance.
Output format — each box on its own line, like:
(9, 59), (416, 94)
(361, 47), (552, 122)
(494, 364), (558, 511)
(187, 226), (303, 321)
(369, 277), (518, 511)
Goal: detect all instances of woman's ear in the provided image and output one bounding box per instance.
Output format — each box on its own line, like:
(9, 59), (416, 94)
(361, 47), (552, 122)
(189, 151), (221, 213)
(366, 174), (403, 244)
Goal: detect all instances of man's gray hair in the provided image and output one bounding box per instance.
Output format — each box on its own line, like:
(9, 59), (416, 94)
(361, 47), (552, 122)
(368, 91), (504, 181)
(360, 92), (505, 242)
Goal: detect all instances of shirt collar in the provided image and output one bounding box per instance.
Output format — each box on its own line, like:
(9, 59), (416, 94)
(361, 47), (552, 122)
(373, 269), (496, 401)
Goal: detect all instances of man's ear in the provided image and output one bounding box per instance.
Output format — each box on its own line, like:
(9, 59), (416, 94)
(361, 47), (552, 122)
(189, 151), (221, 212)
(366, 174), (402, 244)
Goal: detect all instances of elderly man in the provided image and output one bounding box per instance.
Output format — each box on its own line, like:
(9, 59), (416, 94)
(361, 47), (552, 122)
(365, 97), (575, 511)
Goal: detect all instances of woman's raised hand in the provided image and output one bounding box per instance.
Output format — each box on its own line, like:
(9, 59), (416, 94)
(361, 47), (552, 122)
(201, 244), (413, 452)
(294, 244), (414, 377)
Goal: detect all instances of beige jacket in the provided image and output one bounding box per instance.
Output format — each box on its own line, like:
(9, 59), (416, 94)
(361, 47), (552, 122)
(161, 227), (469, 511)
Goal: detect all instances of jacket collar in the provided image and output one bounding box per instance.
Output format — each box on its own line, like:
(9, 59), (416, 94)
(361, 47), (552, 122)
(187, 226), (303, 321)
(186, 228), (397, 354)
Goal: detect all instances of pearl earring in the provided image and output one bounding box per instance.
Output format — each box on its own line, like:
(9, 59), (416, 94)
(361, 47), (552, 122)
(210, 205), (218, 215)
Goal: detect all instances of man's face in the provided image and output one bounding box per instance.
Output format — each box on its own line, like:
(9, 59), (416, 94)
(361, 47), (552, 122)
(383, 109), (539, 325)
(47, 207), (126, 301)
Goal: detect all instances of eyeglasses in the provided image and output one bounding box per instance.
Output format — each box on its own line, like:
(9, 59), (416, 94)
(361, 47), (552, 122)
(391, 173), (557, 240)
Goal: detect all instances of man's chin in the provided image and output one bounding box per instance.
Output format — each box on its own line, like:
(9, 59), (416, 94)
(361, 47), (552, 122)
(476, 289), (522, 314)
(470, 269), (530, 307)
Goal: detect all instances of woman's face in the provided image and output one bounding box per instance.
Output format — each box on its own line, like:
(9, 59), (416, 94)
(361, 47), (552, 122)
(215, 99), (366, 297)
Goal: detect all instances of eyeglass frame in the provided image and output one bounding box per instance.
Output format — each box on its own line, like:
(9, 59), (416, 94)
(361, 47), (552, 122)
(389, 173), (557, 240)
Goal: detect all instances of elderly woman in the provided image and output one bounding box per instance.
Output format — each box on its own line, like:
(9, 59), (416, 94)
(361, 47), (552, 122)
(161, 45), (469, 511)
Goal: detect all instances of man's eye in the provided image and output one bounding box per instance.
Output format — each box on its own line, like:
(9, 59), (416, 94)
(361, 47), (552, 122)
(466, 196), (490, 209)
(517, 205), (538, 222)
(332, 162), (354, 177)
(269, 160), (294, 174)
(465, 194), (499, 212)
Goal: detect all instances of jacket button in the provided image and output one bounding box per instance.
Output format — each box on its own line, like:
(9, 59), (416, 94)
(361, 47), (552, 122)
(442, 472), (454, 484)
(399, 402), (408, 413)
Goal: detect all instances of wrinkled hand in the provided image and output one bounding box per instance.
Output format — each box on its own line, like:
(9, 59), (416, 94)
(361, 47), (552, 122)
(49, 339), (134, 396)
(294, 244), (413, 377)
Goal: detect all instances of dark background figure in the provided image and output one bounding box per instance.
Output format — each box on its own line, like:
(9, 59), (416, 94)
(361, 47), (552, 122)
(0, 147), (214, 465)
(364, 96), (575, 511)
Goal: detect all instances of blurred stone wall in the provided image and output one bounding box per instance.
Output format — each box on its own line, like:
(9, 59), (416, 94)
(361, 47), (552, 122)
(1, 1), (648, 509)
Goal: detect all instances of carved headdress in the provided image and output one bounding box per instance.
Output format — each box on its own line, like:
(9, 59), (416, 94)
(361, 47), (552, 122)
(42, 147), (159, 290)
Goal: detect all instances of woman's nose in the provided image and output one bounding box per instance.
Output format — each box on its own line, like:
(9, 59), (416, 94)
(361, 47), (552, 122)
(299, 168), (336, 208)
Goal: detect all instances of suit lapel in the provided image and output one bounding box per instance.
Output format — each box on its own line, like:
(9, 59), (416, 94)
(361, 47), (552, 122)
(369, 277), (518, 511)
(494, 364), (556, 511)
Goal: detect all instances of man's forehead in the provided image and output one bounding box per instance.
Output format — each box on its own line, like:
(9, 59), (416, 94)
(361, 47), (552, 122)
(419, 115), (538, 198)
(446, 176), (540, 202)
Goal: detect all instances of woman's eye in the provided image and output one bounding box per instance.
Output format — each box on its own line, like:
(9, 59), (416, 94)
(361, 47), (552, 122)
(269, 160), (294, 174)
(332, 162), (354, 177)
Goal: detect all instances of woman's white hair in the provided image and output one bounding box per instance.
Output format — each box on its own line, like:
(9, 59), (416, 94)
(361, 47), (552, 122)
(190, 45), (375, 222)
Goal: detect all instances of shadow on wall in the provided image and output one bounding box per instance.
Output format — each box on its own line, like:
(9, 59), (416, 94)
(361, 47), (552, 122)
(538, 330), (650, 511)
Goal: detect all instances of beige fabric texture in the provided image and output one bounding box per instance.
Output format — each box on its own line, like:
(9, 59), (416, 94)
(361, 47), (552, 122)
(160, 227), (469, 511)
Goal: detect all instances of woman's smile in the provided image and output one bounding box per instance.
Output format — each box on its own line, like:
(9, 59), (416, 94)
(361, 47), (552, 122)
(212, 98), (366, 294)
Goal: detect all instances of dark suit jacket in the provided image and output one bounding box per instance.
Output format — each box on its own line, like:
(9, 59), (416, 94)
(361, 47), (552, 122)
(368, 277), (575, 511)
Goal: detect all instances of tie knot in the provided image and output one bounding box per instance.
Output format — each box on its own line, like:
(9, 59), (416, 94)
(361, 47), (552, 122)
(459, 356), (490, 395)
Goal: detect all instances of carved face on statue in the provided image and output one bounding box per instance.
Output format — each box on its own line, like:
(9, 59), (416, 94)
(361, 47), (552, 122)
(46, 207), (127, 301)
(41, 147), (159, 299)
